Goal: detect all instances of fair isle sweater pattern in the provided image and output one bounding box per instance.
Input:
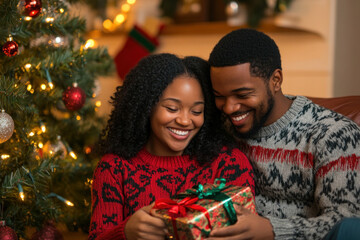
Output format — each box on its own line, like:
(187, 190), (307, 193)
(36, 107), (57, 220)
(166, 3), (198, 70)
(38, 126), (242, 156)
(238, 96), (360, 240)
(89, 147), (255, 240)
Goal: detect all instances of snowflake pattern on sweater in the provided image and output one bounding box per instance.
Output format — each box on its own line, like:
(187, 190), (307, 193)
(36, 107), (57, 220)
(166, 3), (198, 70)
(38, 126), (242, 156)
(238, 96), (360, 240)
(89, 147), (254, 240)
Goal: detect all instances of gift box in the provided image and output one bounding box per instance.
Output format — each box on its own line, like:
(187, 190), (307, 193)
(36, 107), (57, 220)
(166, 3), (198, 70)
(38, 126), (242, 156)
(151, 178), (255, 240)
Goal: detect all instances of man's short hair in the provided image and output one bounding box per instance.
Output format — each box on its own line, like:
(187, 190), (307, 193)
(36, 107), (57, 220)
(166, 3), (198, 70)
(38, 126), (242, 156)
(209, 28), (282, 80)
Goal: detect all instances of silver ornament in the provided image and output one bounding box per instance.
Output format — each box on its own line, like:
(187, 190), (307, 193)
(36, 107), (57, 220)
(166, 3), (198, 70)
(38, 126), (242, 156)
(0, 110), (15, 144)
(43, 136), (67, 158)
(226, 1), (239, 17)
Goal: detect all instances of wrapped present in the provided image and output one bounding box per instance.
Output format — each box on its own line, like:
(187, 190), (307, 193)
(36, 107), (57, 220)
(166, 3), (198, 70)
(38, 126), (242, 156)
(151, 178), (255, 240)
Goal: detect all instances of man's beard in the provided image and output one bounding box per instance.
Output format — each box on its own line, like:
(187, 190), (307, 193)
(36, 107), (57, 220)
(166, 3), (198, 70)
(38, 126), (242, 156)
(231, 89), (274, 139)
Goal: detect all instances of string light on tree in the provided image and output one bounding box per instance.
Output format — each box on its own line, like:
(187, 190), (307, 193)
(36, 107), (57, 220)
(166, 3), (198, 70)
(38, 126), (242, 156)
(18, 183), (25, 201)
(1, 154), (10, 160)
(24, 0), (42, 18)
(47, 193), (74, 206)
(0, 110), (15, 144)
(62, 83), (86, 111)
(2, 35), (19, 57)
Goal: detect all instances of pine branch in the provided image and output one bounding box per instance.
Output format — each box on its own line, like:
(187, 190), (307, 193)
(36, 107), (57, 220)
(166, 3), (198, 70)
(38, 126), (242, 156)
(0, 76), (28, 111)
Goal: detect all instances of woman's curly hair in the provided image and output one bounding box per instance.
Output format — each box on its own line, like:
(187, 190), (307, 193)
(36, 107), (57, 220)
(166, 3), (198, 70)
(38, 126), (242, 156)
(99, 53), (235, 165)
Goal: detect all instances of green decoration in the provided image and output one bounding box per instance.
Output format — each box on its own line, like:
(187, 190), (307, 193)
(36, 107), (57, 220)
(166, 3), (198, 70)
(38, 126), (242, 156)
(0, 0), (114, 238)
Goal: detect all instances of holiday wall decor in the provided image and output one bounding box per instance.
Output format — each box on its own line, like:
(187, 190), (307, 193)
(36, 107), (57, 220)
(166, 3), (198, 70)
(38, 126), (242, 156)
(0, 0), (114, 238)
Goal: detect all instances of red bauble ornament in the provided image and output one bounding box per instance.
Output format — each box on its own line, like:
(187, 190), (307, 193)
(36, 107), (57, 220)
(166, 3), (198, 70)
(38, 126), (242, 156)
(62, 83), (86, 111)
(24, 0), (42, 18)
(2, 36), (18, 57)
(0, 222), (18, 240)
(31, 222), (63, 240)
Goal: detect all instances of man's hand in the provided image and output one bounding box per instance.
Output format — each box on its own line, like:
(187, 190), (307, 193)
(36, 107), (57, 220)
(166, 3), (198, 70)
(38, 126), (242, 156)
(125, 203), (167, 240)
(206, 205), (274, 240)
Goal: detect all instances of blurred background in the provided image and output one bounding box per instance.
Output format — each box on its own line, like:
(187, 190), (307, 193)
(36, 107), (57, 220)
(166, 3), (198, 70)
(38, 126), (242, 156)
(77, 0), (360, 118)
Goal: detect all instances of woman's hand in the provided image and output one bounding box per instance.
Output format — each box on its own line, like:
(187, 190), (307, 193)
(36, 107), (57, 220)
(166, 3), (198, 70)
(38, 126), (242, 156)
(206, 205), (274, 240)
(125, 203), (167, 240)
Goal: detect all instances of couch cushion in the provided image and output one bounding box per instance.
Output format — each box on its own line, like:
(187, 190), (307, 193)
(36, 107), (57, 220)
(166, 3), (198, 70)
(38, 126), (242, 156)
(308, 96), (360, 126)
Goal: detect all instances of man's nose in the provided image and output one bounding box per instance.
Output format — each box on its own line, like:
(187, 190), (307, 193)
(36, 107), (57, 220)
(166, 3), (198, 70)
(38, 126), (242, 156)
(223, 98), (241, 115)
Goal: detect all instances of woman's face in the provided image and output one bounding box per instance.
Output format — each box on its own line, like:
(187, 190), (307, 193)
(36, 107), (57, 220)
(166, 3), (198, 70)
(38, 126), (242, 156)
(146, 75), (205, 156)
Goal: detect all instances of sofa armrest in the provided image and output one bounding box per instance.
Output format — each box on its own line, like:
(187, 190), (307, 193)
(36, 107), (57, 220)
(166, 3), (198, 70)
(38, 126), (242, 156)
(308, 96), (360, 126)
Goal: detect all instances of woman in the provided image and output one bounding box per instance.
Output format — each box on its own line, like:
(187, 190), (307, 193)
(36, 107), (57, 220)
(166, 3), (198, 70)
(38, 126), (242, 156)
(89, 53), (254, 240)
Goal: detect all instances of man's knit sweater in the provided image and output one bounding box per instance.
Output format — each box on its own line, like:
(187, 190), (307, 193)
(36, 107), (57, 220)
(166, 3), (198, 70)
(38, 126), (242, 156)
(88, 147), (254, 240)
(238, 96), (360, 240)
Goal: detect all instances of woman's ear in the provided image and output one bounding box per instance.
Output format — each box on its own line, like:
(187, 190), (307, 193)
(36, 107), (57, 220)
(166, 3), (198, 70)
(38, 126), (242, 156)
(271, 69), (283, 92)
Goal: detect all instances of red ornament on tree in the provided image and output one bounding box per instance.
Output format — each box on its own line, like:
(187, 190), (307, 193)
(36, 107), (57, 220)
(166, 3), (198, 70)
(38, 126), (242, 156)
(62, 83), (86, 111)
(0, 221), (18, 240)
(31, 222), (63, 240)
(2, 35), (18, 57)
(24, 0), (42, 18)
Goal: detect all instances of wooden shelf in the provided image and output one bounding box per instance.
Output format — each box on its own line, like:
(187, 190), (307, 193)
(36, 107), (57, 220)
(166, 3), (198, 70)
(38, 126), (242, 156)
(161, 19), (313, 35)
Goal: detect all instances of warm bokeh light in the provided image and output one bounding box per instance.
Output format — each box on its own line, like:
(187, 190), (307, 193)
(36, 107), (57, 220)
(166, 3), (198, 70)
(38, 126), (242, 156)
(19, 192), (25, 201)
(45, 17), (54, 23)
(48, 82), (54, 89)
(85, 39), (96, 49)
(40, 84), (46, 90)
(95, 101), (102, 107)
(38, 142), (43, 149)
(85, 147), (92, 154)
(66, 200), (74, 207)
(76, 115), (81, 121)
(41, 124), (46, 133)
(1, 154), (10, 160)
(127, 0), (136, 4)
(59, 8), (64, 13)
(114, 14), (125, 25)
(69, 151), (77, 159)
(25, 63), (32, 69)
(103, 19), (113, 30)
(24, 16), (32, 21)
(27, 84), (32, 91)
(121, 3), (131, 12)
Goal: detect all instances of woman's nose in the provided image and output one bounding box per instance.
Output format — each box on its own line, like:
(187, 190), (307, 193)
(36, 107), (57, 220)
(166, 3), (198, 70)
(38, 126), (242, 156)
(175, 112), (191, 126)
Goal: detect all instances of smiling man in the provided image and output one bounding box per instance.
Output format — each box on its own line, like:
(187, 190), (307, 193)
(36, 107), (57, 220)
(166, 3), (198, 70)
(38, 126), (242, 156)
(207, 28), (360, 240)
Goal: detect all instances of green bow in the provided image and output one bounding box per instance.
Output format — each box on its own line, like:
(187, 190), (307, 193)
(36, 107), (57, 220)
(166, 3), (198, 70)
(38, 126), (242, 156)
(178, 178), (237, 224)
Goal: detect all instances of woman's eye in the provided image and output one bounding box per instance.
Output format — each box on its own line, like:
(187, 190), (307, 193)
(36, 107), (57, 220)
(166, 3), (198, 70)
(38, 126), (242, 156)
(192, 110), (203, 115)
(166, 107), (177, 112)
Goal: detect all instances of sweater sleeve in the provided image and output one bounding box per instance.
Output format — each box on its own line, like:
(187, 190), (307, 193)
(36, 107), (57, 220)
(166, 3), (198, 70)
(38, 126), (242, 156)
(215, 147), (255, 197)
(268, 122), (360, 240)
(88, 154), (128, 240)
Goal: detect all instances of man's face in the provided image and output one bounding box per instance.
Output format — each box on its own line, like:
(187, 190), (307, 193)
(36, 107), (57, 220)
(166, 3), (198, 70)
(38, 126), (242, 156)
(210, 63), (274, 138)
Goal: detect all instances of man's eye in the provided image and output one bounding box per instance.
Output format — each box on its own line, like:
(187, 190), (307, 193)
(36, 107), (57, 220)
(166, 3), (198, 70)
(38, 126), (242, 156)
(236, 94), (249, 98)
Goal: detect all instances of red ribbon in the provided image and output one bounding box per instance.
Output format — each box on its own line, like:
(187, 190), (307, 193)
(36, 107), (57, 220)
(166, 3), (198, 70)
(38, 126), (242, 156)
(153, 197), (212, 240)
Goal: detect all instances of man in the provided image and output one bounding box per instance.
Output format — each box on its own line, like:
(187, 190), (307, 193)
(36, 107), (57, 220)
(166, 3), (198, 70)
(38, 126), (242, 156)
(207, 28), (360, 239)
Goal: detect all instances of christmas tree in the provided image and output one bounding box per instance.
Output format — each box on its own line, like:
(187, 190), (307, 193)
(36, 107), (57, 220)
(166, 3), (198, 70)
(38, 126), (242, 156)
(0, 0), (114, 238)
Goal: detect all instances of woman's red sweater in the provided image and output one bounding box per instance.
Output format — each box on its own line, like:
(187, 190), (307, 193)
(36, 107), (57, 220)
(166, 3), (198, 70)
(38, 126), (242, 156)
(89, 147), (254, 240)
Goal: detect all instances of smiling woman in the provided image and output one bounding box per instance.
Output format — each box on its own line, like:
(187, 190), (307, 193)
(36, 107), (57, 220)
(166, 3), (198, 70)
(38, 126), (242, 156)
(88, 53), (255, 240)
(147, 75), (205, 156)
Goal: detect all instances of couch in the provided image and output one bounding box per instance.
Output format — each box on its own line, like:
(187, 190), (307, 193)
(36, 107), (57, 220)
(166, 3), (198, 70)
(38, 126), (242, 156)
(308, 96), (360, 126)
